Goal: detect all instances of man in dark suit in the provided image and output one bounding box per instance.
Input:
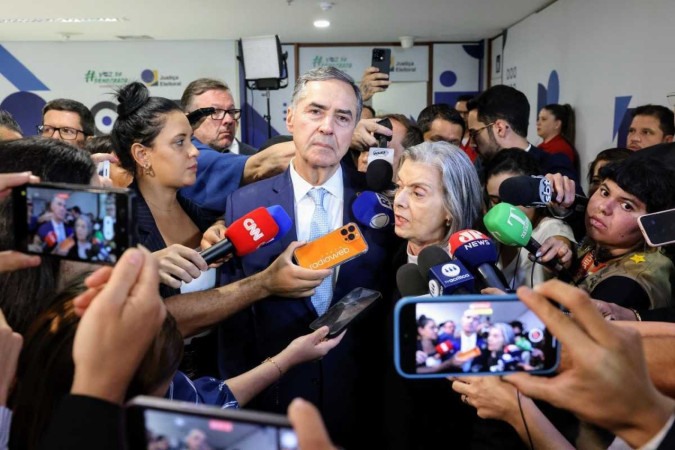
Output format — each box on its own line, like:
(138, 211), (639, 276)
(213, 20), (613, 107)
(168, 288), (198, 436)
(218, 66), (393, 449)
(466, 85), (579, 185)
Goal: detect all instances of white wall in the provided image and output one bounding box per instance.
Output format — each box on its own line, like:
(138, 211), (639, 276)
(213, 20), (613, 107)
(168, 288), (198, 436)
(501, 0), (675, 185)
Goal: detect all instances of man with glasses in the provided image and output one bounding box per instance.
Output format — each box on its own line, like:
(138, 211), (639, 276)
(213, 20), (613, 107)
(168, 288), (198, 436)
(179, 78), (294, 215)
(467, 85), (578, 185)
(38, 99), (95, 148)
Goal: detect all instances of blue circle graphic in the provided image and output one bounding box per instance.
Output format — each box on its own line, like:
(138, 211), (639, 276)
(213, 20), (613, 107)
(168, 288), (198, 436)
(102, 116), (112, 126)
(141, 69), (154, 83)
(440, 71), (457, 88)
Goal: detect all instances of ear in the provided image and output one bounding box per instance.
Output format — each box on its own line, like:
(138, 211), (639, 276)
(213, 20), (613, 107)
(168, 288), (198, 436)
(494, 119), (509, 138)
(665, 135), (674, 144)
(131, 143), (148, 167)
(286, 107), (295, 134)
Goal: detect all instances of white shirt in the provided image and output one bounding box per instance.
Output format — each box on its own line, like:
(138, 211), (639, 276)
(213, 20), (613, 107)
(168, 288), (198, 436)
(289, 158), (344, 242)
(228, 139), (241, 155)
(51, 220), (67, 243)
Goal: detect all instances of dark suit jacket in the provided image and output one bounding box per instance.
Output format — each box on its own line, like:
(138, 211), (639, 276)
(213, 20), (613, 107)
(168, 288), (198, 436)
(218, 164), (394, 448)
(234, 139), (258, 155)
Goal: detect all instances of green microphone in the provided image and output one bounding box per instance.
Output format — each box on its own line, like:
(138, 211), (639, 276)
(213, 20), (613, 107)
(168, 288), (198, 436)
(484, 202), (572, 281)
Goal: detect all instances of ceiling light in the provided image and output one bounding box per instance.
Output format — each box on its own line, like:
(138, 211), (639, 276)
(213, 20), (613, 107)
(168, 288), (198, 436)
(314, 19), (330, 28)
(0, 17), (124, 24)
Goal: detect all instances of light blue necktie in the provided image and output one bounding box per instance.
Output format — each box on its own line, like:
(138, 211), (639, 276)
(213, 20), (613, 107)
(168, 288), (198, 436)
(307, 188), (333, 316)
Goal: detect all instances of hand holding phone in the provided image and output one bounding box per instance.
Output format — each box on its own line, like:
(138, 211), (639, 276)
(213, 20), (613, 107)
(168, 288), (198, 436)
(638, 208), (675, 247)
(371, 48), (392, 80)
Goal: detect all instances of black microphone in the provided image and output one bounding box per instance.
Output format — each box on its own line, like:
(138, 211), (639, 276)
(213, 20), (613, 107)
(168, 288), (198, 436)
(396, 263), (429, 297)
(449, 230), (510, 292)
(366, 159), (394, 192)
(499, 175), (588, 213)
(417, 246), (475, 295)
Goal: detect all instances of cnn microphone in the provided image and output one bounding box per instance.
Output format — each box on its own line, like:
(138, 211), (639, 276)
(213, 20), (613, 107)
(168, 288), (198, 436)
(396, 263), (429, 297)
(448, 229), (510, 292)
(366, 159), (394, 192)
(483, 202), (572, 281)
(200, 206), (286, 264)
(417, 246), (475, 296)
(352, 191), (394, 229)
(499, 175), (588, 213)
(435, 340), (455, 357)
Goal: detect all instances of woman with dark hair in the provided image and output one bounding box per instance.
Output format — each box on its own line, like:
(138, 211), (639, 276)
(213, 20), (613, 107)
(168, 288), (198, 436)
(0, 137), (96, 334)
(545, 155), (675, 310)
(484, 149), (575, 289)
(9, 275), (342, 450)
(53, 214), (107, 262)
(536, 104), (578, 167)
(586, 147), (630, 196)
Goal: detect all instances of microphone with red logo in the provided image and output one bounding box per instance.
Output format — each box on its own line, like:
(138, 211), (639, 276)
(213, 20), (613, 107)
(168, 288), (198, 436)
(417, 246), (475, 296)
(200, 206), (292, 264)
(435, 340), (455, 357)
(448, 229), (510, 292)
(43, 230), (58, 248)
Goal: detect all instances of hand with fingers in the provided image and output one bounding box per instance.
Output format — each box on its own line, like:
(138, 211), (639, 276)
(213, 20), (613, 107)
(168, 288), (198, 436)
(350, 118), (393, 152)
(260, 241), (331, 298)
(0, 309), (23, 406)
(504, 280), (675, 449)
(359, 66), (391, 102)
(288, 398), (339, 450)
(153, 244), (209, 289)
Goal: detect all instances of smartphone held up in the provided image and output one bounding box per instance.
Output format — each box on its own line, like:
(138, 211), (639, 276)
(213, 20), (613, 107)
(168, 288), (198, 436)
(11, 182), (135, 265)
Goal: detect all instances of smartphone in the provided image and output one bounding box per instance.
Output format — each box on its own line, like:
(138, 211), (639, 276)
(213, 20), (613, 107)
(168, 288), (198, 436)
(126, 396), (298, 450)
(11, 182), (136, 265)
(394, 294), (560, 379)
(293, 222), (369, 270)
(310, 287), (381, 338)
(374, 117), (393, 148)
(97, 160), (110, 178)
(638, 208), (675, 247)
(371, 48), (391, 79)
(186, 107), (216, 126)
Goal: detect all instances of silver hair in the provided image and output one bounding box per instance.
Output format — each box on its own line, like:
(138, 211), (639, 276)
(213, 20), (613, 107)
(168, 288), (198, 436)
(491, 322), (515, 346)
(290, 66), (362, 122)
(398, 141), (482, 241)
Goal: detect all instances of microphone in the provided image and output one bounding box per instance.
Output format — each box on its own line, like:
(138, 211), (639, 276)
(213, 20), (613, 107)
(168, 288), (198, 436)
(366, 159), (394, 192)
(352, 191), (394, 229)
(499, 175), (588, 213)
(483, 202), (572, 281)
(435, 340), (455, 357)
(200, 206), (286, 264)
(448, 230), (510, 292)
(265, 205), (293, 244)
(396, 263), (429, 297)
(417, 246), (475, 296)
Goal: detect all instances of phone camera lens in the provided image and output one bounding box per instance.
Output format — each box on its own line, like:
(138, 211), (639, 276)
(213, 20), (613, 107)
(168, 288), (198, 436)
(347, 234), (355, 241)
(340, 229), (348, 236)
(348, 225), (355, 232)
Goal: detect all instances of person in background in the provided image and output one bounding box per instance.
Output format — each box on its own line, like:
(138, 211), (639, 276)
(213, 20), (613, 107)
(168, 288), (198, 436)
(626, 104), (674, 151)
(84, 135), (133, 188)
(536, 103), (578, 168)
(38, 99), (95, 148)
(417, 104), (466, 148)
(586, 148), (630, 197)
(438, 320), (456, 342)
(0, 110), (22, 141)
(361, 105), (376, 120)
(355, 113), (414, 175)
(455, 94), (478, 162)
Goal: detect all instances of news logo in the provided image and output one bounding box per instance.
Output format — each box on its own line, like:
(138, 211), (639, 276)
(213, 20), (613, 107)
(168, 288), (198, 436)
(441, 263), (461, 278)
(243, 218), (264, 241)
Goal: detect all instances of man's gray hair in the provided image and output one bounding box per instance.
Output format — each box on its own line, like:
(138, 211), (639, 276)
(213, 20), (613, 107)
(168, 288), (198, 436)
(290, 66), (362, 122)
(398, 141), (482, 241)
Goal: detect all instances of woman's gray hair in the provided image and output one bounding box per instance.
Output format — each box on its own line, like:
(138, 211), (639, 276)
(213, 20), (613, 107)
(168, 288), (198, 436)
(290, 66), (363, 122)
(491, 322), (515, 346)
(398, 141), (482, 241)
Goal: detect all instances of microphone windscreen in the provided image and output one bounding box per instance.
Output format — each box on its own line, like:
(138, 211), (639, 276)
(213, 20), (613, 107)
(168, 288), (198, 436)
(483, 202), (533, 247)
(449, 229), (499, 266)
(417, 246), (451, 279)
(396, 263), (428, 297)
(267, 205), (293, 239)
(366, 159), (393, 192)
(226, 207), (279, 256)
(352, 191), (394, 229)
(499, 176), (552, 207)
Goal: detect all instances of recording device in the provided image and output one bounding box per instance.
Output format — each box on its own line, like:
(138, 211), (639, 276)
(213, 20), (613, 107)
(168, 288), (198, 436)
(352, 191), (394, 229)
(394, 294), (560, 378)
(309, 287), (382, 338)
(96, 160), (110, 179)
(371, 48), (392, 80)
(11, 182), (135, 265)
(293, 222), (368, 270)
(396, 263), (429, 297)
(186, 107), (216, 126)
(374, 117), (393, 148)
(448, 229), (510, 292)
(417, 246), (475, 296)
(483, 202), (573, 281)
(499, 175), (588, 213)
(126, 396), (298, 450)
(366, 159), (394, 192)
(638, 208), (675, 247)
(200, 206), (291, 264)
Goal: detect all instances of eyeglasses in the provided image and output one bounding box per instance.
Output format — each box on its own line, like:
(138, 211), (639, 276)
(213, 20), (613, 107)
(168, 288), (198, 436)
(37, 125), (85, 141)
(468, 122), (495, 142)
(211, 108), (241, 121)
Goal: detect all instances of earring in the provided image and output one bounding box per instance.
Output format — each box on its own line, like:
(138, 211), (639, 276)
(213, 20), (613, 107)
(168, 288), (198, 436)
(143, 164), (155, 177)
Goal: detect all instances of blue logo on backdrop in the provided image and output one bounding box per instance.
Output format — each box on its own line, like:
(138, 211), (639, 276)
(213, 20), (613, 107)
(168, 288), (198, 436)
(613, 96), (633, 148)
(434, 44), (482, 107)
(537, 70), (559, 114)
